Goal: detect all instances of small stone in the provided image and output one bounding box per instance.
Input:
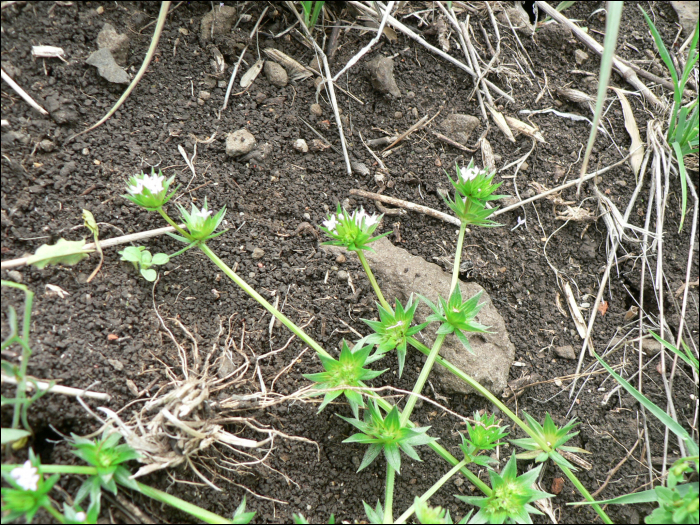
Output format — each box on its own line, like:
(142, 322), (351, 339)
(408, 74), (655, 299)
(520, 161), (528, 171)
(252, 248), (265, 259)
(293, 138), (308, 153)
(96, 23), (129, 66)
(7, 270), (22, 283)
(394, 111), (403, 119)
(86, 48), (129, 84)
(200, 5), (237, 42)
(453, 477), (464, 487)
(337, 270), (349, 280)
(108, 359), (124, 371)
(574, 49), (589, 65)
(217, 80), (227, 88)
(406, 91), (415, 98)
(82, 148), (90, 156)
(411, 107), (419, 118)
(310, 103), (323, 117)
(555, 345), (577, 360)
(199, 90), (211, 101)
(197, 98), (205, 106)
(264, 60), (288, 87)
(336, 254), (346, 264)
(366, 55), (401, 97)
(202, 77), (217, 89)
(309, 139), (329, 152)
(226, 129), (256, 157)
(38, 139), (55, 152)
(303, 213), (311, 220)
(617, 180), (627, 187)
(440, 114), (480, 145)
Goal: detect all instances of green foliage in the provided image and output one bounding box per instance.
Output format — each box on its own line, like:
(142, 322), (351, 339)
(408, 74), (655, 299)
(71, 430), (140, 521)
(300, 1), (324, 31)
(1, 450), (59, 523)
(456, 454), (553, 524)
(118, 245), (169, 281)
(360, 295), (428, 377)
(363, 500), (384, 524)
(176, 198), (227, 242)
(340, 401), (435, 473)
(232, 495), (256, 524)
(510, 412), (589, 471)
(415, 497), (454, 524)
(418, 288), (490, 353)
(122, 169), (178, 211)
(442, 161), (505, 227)
(460, 412), (509, 467)
(303, 341), (387, 417)
(26, 237), (92, 269)
(640, 7), (699, 230)
(293, 511), (335, 524)
(320, 204), (391, 252)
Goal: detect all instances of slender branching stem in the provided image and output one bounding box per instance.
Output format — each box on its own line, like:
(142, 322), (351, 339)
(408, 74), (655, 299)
(384, 464), (396, 524)
(157, 208), (192, 240)
(400, 334), (447, 426)
(451, 221), (467, 294)
(395, 458), (469, 524)
(407, 336), (612, 523)
(356, 250), (391, 311)
(44, 504), (66, 523)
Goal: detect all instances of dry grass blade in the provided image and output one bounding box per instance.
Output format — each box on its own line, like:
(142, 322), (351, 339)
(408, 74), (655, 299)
(486, 104), (516, 143)
(504, 115), (545, 143)
(263, 48), (314, 81)
(240, 59), (263, 88)
(562, 281), (594, 354)
(611, 87), (644, 177)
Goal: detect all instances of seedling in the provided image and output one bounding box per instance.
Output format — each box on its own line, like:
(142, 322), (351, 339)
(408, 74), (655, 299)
(118, 246), (169, 282)
(299, 1), (324, 31)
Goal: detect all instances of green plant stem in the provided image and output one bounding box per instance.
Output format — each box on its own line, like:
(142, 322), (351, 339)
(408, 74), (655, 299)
(198, 246), (491, 495)
(395, 458), (469, 524)
(450, 221), (467, 294)
(157, 208), (192, 240)
(1, 464), (233, 524)
(199, 245), (329, 357)
(384, 464), (395, 524)
(44, 502), (66, 523)
(400, 334), (447, 426)
(407, 335), (612, 524)
(356, 250), (391, 311)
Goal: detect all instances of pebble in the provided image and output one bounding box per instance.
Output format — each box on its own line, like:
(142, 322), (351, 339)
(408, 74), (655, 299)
(108, 359), (124, 371)
(394, 111), (403, 119)
(199, 90), (211, 101)
(453, 477), (464, 487)
(574, 49), (589, 65)
(252, 247), (265, 259)
(336, 254), (346, 264)
(303, 213), (311, 220)
(38, 139), (55, 152)
(337, 270), (349, 280)
(226, 129), (256, 156)
(310, 103), (323, 117)
(555, 345), (577, 360)
(293, 138), (309, 153)
(365, 55), (401, 97)
(264, 60), (288, 87)
(7, 270), (22, 283)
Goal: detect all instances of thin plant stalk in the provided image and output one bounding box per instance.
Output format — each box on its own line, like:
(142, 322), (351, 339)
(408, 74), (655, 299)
(384, 464), (396, 523)
(357, 250), (391, 311)
(157, 208), (192, 240)
(395, 458), (469, 524)
(450, 221), (467, 294)
(400, 335), (447, 426)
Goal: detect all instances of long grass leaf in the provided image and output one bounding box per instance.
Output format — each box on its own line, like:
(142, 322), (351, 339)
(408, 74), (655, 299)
(593, 351), (698, 456)
(578, 2), (623, 194)
(672, 141), (689, 231)
(649, 332), (698, 371)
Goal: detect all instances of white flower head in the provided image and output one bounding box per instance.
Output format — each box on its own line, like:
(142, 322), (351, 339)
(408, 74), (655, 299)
(127, 179), (144, 195)
(352, 207), (379, 229)
(140, 172), (165, 194)
(193, 207), (212, 221)
(459, 164), (481, 182)
(75, 512), (86, 523)
(11, 460), (40, 492)
(323, 215), (340, 233)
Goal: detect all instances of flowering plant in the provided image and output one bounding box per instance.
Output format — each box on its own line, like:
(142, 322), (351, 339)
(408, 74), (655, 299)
(1, 450), (60, 523)
(121, 169), (178, 211)
(175, 198), (227, 242)
(320, 204), (390, 252)
(442, 160), (505, 227)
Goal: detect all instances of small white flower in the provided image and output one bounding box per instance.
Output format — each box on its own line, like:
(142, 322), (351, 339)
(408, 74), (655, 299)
(323, 215), (340, 233)
(193, 207), (212, 220)
(352, 207), (379, 228)
(10, 460), (39, 492)
(75, 512), (86, 523)
(459, 165), (480, 182)
(140, 173), (165, 194)
(127, 179), (145, 195)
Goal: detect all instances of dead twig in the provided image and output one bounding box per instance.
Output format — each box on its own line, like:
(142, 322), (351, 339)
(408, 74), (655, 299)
(1, 373), (110, 401)
(1, 68), (49, 115)
(591, 436), (642, 498)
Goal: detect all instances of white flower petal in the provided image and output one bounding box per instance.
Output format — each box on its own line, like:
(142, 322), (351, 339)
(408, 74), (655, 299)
(11, 460), (39, 492)
(193, 207), (212, 220)
(323, 215), (339, 233)
(460, 165), (480, 182)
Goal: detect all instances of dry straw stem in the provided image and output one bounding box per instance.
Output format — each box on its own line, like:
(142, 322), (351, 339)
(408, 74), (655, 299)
(349, 1), (515, 103)
(0, 224), (184, 270)
(535, 1), (664, 110)
(1, 68), (49, 115)
(1, 373), (110, 401)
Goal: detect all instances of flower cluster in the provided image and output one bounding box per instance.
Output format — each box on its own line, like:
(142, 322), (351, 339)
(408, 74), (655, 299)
(122, 169), (178, 211)
(10, 461), (40, 492)
(442, 160), (505, 227)
(320, 205), (390, 252)
(176, 198), (227, 241)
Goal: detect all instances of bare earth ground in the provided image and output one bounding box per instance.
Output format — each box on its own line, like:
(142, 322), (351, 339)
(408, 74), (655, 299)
(1, 1), (698, 523)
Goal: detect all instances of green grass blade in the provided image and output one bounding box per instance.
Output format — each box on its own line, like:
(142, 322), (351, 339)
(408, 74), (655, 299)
(672, 141), (689, 231)
(310, 1), (324, 29)
(649, 332), (698, 371)
(639, 7), (679, 98)
(578, 1), (623, 190)
(593, 351), (698, 456)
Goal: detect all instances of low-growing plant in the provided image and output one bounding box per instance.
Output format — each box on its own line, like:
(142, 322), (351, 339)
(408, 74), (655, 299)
(299, 1), (325, 31)
(118, 246), (169, 282)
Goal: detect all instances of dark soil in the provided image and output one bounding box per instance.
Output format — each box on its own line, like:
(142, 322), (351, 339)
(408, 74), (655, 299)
(2, 2), (698, 524)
